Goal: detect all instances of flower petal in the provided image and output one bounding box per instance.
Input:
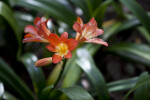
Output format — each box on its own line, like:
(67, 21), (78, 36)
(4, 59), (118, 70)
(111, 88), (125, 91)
(48, 33), (60, 46)
(73, 22), (82, 33)
(46, 44), (56, 52)
(77, 17), (83, 25)
(40, 21), (51, 36)
(24, 33), (33, 38)
(60, 32), (68, 43)
(23, 37), (46, 43)
(52, 54), (62, 64)
(34, 17), (46, 29)
(35, 57), (52, 67)
(82, 18), (97, 36)
(86, 29), (104, 39)
(64, 52), (72, 58)
(86, 38), (108, 46)
(24, 25), (37, 35)
(66, 39), (78, 51)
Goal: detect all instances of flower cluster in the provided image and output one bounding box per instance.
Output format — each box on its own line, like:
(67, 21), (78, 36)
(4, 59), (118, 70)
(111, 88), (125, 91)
(23, 17), (108, 66)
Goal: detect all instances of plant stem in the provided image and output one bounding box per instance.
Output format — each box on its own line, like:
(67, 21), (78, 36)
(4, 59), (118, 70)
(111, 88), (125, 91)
(47, 59), (67, 97)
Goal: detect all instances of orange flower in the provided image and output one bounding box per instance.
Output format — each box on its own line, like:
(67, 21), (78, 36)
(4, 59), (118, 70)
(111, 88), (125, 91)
(46, 32), (78, 63)
(73, 17), (108, 46)
(23, 17), (51, 43)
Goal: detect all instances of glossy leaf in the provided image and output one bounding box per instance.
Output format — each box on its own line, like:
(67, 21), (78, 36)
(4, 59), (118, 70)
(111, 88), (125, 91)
(133, 72), (150, 100)
(21, 53), (45, 97)
(62, 53), (82, 88)
(11, 0), (76, 26)
(107, 77), (138, 92)
(59, 86), (94, 100)
(107, 43), (150, 66)
(0, 82), (4, 99)
(0, 58), (34, 100)
(123, 72), (150, 100)
(119, 0), (150, 34)
(76, 48), (110, 100)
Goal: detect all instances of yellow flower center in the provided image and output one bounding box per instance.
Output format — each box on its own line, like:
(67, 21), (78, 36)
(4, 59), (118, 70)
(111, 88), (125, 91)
(55, 43), (68, 57)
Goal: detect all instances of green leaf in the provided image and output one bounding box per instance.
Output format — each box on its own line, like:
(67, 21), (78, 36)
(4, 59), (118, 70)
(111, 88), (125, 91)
(62, 53), (82, 88)
(107, 43), (150, 66)
(59, 86), (94, 100)
(0, 82), (4, 99)
(21, 53), (45, 97)
(11, 0), (76, 26)
(123, 72), (150, 100)
(40, 85), (53, 100)
(0, 1), (22, 59)
(0, 57), (34, 100)
(138, 26), (150, 43)
(107, 77), (138, 92)
(76, 48), (110, 100)
(119, 0), (150, 34)
(133, 72), (150, 100)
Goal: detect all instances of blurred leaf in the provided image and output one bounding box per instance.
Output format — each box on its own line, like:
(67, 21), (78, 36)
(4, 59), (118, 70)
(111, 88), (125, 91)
(0, 57), (34, 100)
(0, 1), (20, 43)
(107, 43), (150, 66)
(107, 77), (138, 92)
(21, 53), (45, 97)
(119, 0), (150, 34)
(70, 0), (90, 18)
(40, 85), (53, 100)
(4, 92), (19, 100)
(92, 0), (112, 26)
(47, 62), (63, 86)
(11, 0), (76, 26)
(138, 26), (150, 43)
(123, 72), (150, 100)
(117, 18), (140, 32)
(59, 86), (94, 100)
(76, 48), (110, 100)
(0, 82), (4, 99)
(0, 1), (22, 59)
(133, 72), (150, 100)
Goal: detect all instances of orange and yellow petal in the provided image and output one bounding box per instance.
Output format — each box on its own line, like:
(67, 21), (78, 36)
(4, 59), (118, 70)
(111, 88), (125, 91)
(60, 32), (68, 43)
(64, 52), (72, 58)
(52, 54), (63, 64)
(77, 17), (83, 25)
(35, 57), (52, 67)
(46, 44), (56, 52)
(48, 33), (60, 46)
(86, 38), (108, 46)
(66, 39), (78, 51)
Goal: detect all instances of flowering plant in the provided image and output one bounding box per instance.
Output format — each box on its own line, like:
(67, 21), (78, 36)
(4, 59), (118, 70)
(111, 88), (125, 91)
(23, 17), (108, 65)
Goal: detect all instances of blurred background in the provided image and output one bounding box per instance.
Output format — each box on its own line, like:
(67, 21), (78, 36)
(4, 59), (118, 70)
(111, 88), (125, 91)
(0, 0), (150, 100)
